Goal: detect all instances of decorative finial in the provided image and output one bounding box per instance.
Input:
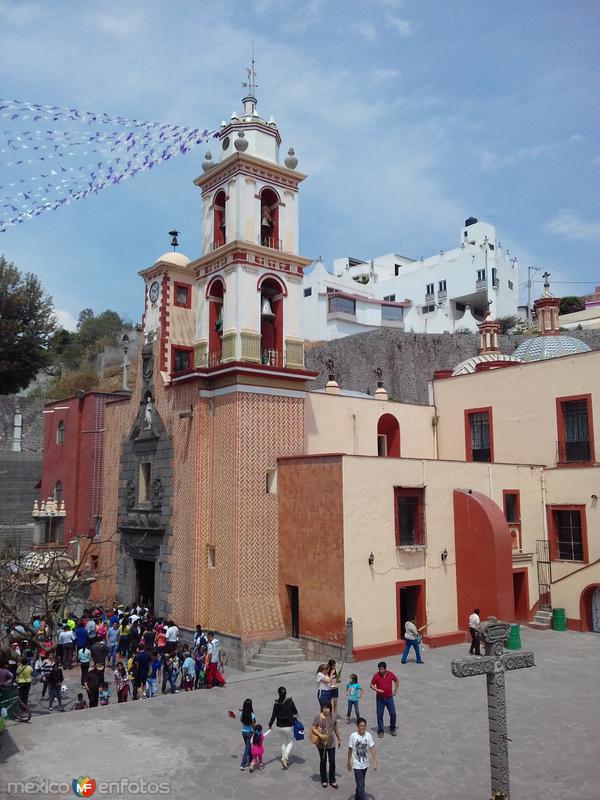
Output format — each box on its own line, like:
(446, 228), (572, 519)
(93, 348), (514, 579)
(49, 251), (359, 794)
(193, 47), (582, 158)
(285, 148), (298, 170)
(168, 229), (179, 251)
(242, 43), (258, 100)
(202, 151), (214, 172)
(326, 359), (336, 382)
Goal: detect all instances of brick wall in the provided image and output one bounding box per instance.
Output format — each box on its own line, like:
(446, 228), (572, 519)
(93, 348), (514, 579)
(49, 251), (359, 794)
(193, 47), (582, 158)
(278, 455), (345, 644)
(306, 329), (600, 404)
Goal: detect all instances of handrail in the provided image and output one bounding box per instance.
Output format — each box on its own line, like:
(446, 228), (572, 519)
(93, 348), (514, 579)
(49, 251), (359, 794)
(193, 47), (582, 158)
(551, 557), (600, 585)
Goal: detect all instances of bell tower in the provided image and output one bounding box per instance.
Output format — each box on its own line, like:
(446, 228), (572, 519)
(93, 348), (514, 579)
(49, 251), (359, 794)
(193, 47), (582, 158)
(190, 64), (311, 376)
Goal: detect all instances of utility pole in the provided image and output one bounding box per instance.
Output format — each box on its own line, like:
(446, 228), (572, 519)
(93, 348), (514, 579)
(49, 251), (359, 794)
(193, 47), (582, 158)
(527, 266), (541, 325)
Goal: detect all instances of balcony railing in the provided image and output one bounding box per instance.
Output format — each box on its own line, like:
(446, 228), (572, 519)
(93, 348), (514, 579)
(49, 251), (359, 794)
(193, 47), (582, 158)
(438, 290), (447, 300)
(209, 239), (226, 251)
(475, 279), (486, 290)
(260, 235), (282, 250)
(261, 349), (284, 367)
(471, 447), (491, 462)
(492, 277), (500, 288)
(557, 439), (592, 464)
(207, 351), (222, 368)
(425, 292), (434, 302)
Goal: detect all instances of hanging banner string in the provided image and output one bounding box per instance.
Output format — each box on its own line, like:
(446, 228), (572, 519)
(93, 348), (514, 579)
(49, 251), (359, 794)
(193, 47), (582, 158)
(0, 99), (219, 232)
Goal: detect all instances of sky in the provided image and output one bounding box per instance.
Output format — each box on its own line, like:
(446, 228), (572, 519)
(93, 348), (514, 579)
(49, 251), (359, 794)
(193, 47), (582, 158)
(1, 0), (599, 329)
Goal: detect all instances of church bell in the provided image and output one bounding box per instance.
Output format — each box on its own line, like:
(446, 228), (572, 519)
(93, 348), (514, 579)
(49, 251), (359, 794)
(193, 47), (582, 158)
(261, 296), (275, 321)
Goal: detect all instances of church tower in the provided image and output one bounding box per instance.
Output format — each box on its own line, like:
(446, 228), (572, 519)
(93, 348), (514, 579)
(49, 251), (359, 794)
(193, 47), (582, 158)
(191, 63), (311, 376)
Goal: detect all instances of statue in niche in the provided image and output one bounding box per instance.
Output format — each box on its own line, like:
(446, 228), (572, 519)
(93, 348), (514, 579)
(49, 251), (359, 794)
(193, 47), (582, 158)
(151, 477), (162, 509)
(125, 479), (136, 510)
(144, 398), (153, 430)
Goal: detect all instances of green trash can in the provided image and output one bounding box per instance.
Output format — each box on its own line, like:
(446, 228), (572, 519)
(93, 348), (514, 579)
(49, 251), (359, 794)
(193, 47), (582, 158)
(552, 608), (567, 631)
(505, 623), (521, 650)
(0, 684), (22, 721)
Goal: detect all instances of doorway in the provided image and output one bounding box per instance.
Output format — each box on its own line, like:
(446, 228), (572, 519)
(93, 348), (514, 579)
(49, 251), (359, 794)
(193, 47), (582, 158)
(512, 570), (529, 621)
(287, 585), (299, 638)
(592, 588), (600, 632)
(396, 581), (425, 639)
(134, 559), (155, 611)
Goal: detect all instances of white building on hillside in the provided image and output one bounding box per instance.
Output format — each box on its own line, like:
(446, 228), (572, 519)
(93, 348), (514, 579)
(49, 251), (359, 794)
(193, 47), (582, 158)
(302, 217), (519, 340)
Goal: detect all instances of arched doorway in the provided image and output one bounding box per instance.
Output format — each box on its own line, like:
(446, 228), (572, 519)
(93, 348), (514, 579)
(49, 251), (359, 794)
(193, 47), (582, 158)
(580, 584), (600, 632)
(377, 414), (400, 457)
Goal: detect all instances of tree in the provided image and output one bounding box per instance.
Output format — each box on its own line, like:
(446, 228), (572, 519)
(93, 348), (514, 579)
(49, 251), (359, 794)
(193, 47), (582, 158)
(559, 296), (584, 315)
(0, 256), (57, 393)
(496, 315), (519, 334)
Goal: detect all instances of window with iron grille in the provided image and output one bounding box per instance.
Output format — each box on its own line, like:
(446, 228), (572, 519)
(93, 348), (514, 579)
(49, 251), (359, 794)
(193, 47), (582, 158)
(438, 280), (447, 292)
(503, 492), (519, 523)
(173, 348), (191, 373)
(394, 488), (425, 546)
(552, 509), (584, 561)
(467, 410), (492, 462)
(558, 398), (592, 463)
(303, 287), (312, 297)
(382, 305), (403, 321)
(425, 283), (434, 295)
(383, 294), (396, 302)
(477, 269), (486, 281)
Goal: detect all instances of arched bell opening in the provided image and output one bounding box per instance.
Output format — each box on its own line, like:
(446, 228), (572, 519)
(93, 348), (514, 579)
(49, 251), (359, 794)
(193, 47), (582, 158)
(207, 277), (225, 366)
(213, 190), (226, 248)
(258, 276), (285, 366)
(260, 187), (280, 250)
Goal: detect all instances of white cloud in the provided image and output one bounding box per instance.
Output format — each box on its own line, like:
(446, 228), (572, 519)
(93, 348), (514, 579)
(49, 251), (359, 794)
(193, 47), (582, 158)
(92, 10), (145, 38)
(479, 141), (560, 171)
(372, 67), (401, 83)
(544, 211), (600, 242)
(385, 13), (414, 36)
(354, 20), (378, 42)
(54, 308), (78, 331)
(569, 133), (584, 143)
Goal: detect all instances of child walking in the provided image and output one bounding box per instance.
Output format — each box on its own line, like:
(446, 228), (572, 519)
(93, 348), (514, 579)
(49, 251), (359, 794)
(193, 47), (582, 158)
(346, 673), (363, 723)
(249, 724), (265, 772)
(99, 681), (111, 706)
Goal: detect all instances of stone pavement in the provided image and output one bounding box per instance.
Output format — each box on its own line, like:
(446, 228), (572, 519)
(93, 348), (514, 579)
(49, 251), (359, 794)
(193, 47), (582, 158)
(0, 628), (598, 800)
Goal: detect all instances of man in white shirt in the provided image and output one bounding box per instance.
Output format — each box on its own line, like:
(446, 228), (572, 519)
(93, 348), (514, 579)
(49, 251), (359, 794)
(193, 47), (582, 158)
(205, 632), (221, 688)
(468, 607), (481, 655)
(57, 626), (76, 669)
(347, 717), (377, 800)
(165, 621), (180, 653)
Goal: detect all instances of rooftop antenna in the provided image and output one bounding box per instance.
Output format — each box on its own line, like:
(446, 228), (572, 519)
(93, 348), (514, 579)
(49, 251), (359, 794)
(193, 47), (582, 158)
(169, 228), (179, 251)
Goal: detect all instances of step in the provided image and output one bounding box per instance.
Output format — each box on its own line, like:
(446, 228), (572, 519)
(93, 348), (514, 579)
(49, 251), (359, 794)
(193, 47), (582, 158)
(534, 610), (553, 620)
(247, 655), (306, 668)
(261, 644), (305, 657)
(262, 639), (304, 651)
(528, 621), (551, 630)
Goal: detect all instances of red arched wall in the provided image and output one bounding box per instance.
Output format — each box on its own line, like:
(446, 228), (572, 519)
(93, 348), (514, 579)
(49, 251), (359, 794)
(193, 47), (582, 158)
(377, 414), (400, 457)
(454, 489), (515, 631)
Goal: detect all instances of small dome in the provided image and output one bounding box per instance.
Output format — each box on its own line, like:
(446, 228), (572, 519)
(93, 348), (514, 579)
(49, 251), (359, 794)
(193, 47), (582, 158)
(452, 353), (521, 376)
(154, 252), (190, 267)
(513, 335), (591, 362)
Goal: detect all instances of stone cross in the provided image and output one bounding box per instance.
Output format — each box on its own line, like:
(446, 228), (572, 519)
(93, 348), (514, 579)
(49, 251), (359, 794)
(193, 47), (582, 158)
(451, 617), (535, 800)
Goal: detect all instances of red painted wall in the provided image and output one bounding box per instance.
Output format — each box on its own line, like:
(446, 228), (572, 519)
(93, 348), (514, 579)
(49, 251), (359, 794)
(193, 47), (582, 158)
(454, 489), (515, 630)
(278, 455), (345, 644)
(40, 392), (123, 543)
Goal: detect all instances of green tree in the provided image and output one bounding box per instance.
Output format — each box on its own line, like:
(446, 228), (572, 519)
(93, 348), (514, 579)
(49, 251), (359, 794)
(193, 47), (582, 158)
(0, 256), (56, 394)
(496, 315), (519, 334)
(559, 296), (584, 315)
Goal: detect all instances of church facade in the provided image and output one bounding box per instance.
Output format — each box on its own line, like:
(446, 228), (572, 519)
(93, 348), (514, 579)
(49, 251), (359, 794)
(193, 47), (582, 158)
(83, 84), (600, 664)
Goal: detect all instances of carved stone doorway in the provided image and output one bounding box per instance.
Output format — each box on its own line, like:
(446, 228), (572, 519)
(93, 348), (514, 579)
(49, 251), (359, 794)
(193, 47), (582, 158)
(134, 558), (156, 611)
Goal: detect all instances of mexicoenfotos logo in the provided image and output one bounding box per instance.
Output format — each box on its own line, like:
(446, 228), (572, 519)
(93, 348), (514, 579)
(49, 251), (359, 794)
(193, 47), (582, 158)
(72, 777), (96, 797)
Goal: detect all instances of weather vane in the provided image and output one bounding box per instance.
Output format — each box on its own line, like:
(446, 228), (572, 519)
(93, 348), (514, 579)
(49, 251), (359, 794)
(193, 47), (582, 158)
(242, 43), (258, 99)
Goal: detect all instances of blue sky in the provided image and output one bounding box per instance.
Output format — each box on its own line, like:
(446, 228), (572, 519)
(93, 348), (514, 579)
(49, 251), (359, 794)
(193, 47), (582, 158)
(1, 0), (599, 329)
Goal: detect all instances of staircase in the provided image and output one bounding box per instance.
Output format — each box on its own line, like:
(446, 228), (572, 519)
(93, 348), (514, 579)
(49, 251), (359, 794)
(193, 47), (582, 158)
(245, 639), (306, 671)
(529, 609), (552, 629)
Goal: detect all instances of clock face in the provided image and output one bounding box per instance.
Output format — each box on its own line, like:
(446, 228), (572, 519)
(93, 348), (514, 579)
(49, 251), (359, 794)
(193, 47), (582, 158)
(149, 281), (160, 304)
(222, 136), (230, 151)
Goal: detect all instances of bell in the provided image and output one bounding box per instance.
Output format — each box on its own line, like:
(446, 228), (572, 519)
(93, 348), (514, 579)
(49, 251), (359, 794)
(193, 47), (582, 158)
(214, 306), (223, 334)
(261, 211), (272, 228)
(261, 296), (275, 320)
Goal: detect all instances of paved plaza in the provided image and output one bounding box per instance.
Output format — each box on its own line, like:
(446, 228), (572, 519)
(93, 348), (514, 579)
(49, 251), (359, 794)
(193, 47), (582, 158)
(0, 628), (598, 800)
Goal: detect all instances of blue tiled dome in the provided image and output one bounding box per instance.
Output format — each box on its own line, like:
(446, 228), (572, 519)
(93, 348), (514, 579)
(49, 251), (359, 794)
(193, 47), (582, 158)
(513, 335), (591, 362)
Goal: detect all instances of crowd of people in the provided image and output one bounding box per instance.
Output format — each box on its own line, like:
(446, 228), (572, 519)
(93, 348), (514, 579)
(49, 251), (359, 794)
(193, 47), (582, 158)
(0, 605), (225, 712)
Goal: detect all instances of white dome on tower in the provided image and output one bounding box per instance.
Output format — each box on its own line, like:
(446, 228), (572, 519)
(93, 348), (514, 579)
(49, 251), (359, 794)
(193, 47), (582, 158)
(154, 252), (190, 267)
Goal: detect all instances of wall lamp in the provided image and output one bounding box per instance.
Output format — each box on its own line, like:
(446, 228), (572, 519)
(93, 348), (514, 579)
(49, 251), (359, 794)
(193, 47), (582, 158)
(368, 552), (375, 567)
(441, 548), (448, 563)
